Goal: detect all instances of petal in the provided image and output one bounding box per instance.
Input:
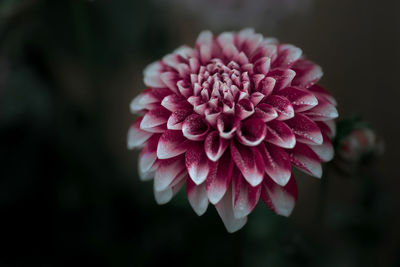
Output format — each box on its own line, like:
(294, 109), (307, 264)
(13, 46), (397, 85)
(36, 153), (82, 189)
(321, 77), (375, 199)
(308, 84), (337, 106)
(140, 107), (170, 130)
(143, 61), (164, 88)
(157, 130), (189, 159)
(253, 103), (278, 122)
(317, 120), (336, 139)
(187, 178), (209, 216)
(258, 143), (291, 186)
(231, 141), (264, 186)
(302, 97), (338, 121)
(138, 135), (160, 181)
(215, 187), (247, 233)
(154, 172), (186, 205)
(285, 114), (323, 145)
(161, 94), (191, 112)
(264, 95), (294, 120)
(308, 132), (334, 162)
(167, 109), (193, 130)
(236, 98), (255, 120)
(196, 30), (214, 63)
(287, 143), (322, 178)
(206, 151), (233, 204)
(267, 69), (296, 91)
(154, 156), (186, 191)
(130, 88), (171, 114)
(261, 174), (297, 217)
(265, 120), (296, 148)
(204, 130), (229, 162)
(127, 118), (153, 149)
(160, 72), (180, 94)
(291, 59), (323, 88)
(185, 142), (211, 185)
(277, 86), (318, 112)
(236, 118), (267, 146)
(232, 172), (261, 219)
(217, 113), (240, 139)
(182, 114), (210, 141)
(273, 44), (302, 68)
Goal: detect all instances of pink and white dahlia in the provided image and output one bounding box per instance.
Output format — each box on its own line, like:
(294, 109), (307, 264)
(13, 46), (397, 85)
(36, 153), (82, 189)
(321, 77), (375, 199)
(128, 29), (338, 232)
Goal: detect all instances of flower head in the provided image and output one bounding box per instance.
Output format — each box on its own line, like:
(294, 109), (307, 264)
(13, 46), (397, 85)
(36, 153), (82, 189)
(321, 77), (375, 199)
(128, 29), (338, 232)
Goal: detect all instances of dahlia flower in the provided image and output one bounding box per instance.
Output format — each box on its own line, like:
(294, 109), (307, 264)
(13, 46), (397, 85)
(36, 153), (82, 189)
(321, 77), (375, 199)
(128, 29), (338, 232)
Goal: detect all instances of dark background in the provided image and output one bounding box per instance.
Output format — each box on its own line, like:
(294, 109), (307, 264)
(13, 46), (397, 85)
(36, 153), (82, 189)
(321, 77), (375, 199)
(1, 0), (399, 266)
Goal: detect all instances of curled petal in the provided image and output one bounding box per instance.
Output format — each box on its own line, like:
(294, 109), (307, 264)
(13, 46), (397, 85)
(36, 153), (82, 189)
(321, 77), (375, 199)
(186, 142), (211, 185)
(265, 120), (296, 148)
(130, 88), (171, 114)
(196, 30), (214, 63)
(232, 172), (261, 219)
(278, 87), (318, 112)
(143, 61), (164, 88)
(161, 94), (191, 112)
(317, 120), (336, 139)
(236, 98), (255, 120)
(261, 174), (297, 217)
(127, 118), (153, 149)
(288, 143), (322, 178)
(160, 72), (180, 94)
(236, 118), (267, 146)
(231, 141), (265, 186)
(206, 151), (233, 204)
(302, 97), (338, 121)
(264, 95), (294, 120)
(308, 84), (337, 106)
(273, 44), (302, 68)
(204, 130), (229, 162)
(154, 156), (186, 191)
(291, 59), (323, 88)
(182, 114), (210, 141)
(187, 179), (209, 216)
(138, 135), (160, 181)
(285, 114), (323, 145)
(215, 187), (247, 233)
(217, 113), (240, 139)
(258, 143), (291, 186)
(157, 130), (189, 159)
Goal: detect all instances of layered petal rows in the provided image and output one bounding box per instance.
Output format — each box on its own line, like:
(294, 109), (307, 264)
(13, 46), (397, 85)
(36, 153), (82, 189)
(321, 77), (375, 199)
(128, 29), (338, 233)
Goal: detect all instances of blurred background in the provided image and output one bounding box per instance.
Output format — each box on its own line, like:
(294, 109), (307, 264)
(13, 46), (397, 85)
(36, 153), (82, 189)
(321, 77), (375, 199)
(1, 0), (399, 266)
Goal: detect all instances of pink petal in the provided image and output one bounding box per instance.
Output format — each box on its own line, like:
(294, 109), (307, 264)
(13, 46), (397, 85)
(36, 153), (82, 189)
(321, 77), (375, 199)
(285, 114), (323, 145)
(265, 120), (296, 148)
(204, 108), (221, 128)
(138, 135), (160, 181)
(259, 77), (276, 96)
(182, 114), (210, 141)
(167, 109), (193, 130)
(236, 118), (267, 146)
(277, 87), (318, 112)
(254, 57), (271, 74)
(130, 88), (171, 114)
(236, 98), (255, 120)
(177, 80), (192, 98)
(258, 143), (291, 186)
(273, 44), (302, 68)
(161, 94), (191, 112)
(302, 97), (338, 121)
(196, 30), (214, 63)
(261, 174), (297, 217)
(154, 156), (186, 191)
(187, 178), (209, 216)
(154, 172), (186, 205)
(140, 107), (170, 130)
(250, 92), (265, 106)
(308, 132), (334, 162)
(143, 61), (164, 88)
(267, 69), (296, 91)
(231, 141), (265, 186)
(204, 130), (229, 162)
(264, 95), (294, 120)
(157, 130), (189, 159)
(217, 113), (240, 139)
(291, 59), (323, 88)
(206, 151), (233, 204)
(127, 118), (153, 149)
(185, 142), (211, 185)
(316, 120), (336, 139)
(308, 84), (337, 106)
(287, 143), (322, 178)
(215, 187), (247, 233)
(232, 172), (261, 219)
(160, 72), (180, 94)
(253, 103), (278, 122)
